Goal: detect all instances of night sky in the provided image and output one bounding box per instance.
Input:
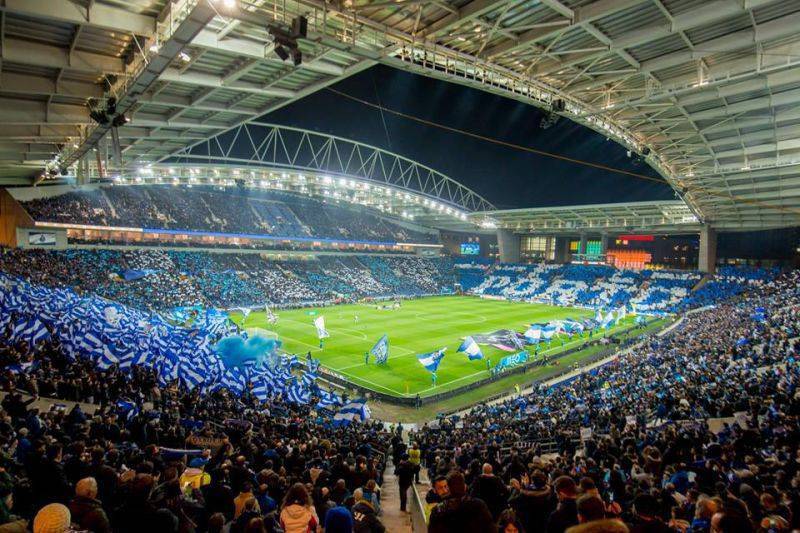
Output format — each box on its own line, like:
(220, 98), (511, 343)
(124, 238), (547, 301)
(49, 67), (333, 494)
(264, 64), (675, 210)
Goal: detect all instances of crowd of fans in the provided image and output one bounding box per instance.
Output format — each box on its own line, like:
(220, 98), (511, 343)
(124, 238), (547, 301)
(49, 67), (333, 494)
(0, 334), (395, 533)
(412, 270), (800, 532)
(21, 186), (438, 245)
(0, 249), (455, 312)
(463, 262), (773, 314)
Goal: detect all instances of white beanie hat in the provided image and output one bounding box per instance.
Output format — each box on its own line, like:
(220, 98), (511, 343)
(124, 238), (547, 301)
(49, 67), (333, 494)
(33, 503), (71, 533)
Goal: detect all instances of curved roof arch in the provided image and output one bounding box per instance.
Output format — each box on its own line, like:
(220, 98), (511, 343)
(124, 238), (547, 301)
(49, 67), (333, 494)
(163, 122), (496, 213)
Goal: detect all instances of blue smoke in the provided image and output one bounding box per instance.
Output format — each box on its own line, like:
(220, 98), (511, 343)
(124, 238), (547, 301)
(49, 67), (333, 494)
(215, 334), (282, 369)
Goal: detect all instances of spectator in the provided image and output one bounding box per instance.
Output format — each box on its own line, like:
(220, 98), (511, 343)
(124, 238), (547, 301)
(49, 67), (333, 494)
(395, 454), (415, 513)
(352, 487), (384, 533)
(428, 471), (496, 533)
(470, 463), (510, 520)
(548, 476), (579, 533)
(68, 477), (110, 533)
(279, 483), (318, 533)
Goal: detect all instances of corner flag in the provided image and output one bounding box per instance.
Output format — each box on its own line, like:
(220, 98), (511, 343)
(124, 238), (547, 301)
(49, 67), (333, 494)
(370, 334), (389, 364)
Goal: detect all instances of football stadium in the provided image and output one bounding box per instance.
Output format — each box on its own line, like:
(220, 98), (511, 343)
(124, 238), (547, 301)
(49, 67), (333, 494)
(1, 0), (800, 532)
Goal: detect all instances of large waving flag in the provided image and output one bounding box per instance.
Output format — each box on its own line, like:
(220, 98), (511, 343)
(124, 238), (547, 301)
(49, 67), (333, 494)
(287, 380), (311, 404)
(314, 316), (329, 339)
(524, 325), (543, 344)
(594, 308), (603, 324)
(457, 336), (483, 360)
(542, 324), (558, 341)
(602, 311), (615, 329)
(370, 334), (389, 364)
(333, 398), (371, 427)
(417, 348), (447, 372)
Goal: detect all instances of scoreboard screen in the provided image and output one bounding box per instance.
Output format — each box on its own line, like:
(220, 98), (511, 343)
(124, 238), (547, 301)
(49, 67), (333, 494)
(460, 243), (480, 255)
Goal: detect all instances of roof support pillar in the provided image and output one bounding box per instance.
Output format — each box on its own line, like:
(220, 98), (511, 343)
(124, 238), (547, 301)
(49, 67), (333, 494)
(698, 225), (717, 274)
(497, 228), (520, 264)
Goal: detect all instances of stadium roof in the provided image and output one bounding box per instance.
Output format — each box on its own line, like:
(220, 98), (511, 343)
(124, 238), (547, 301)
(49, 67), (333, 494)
(2, 0), (800, 232)
(475, 200), (701, 234)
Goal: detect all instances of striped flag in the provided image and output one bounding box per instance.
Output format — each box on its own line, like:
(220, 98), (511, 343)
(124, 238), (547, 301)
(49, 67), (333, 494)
(333, 399), (370, 427)
(457, 336), (483, 360)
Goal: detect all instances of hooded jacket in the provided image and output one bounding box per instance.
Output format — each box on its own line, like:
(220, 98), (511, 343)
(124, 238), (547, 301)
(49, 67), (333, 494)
(280, 504), (318, 533)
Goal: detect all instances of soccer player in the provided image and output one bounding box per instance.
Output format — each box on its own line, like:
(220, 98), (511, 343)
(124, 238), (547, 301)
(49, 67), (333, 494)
(354, 314), (359, 324)
(364, 351), (369, 365)
(431, 372), (437, 387)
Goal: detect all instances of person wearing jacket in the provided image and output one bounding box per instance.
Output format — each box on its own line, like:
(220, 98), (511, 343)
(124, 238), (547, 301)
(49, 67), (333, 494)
(68, 477), (111, 533)
(352, 488), (385, 533)
(279, 483), (319, 533)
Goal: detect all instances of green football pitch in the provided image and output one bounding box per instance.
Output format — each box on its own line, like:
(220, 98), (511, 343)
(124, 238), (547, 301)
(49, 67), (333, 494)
(229, 295), (633, 398)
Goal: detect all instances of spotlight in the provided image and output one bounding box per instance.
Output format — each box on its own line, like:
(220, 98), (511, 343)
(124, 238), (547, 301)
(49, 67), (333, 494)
(111, 114), (129, 128)
(106, 96), (117, 115)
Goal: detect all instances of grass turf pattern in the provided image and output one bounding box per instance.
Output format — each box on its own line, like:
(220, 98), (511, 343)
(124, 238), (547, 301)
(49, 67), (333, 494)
(231, 295), (634, 398)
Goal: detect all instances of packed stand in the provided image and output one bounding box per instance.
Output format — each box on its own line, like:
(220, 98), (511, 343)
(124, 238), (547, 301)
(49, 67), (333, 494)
(0, 248), (455, 312)
(413, 270), (800, 533)
(22, 185), (439, 245)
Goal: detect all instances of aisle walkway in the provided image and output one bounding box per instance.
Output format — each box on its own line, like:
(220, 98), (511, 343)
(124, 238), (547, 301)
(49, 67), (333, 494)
(379, 455), (413, 532)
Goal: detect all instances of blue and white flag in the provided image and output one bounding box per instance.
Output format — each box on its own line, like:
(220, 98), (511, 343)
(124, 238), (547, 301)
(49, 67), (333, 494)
(333, 398), (370, 427)
(417, 348), (446, 373)
(457, 336), (483, 360)
(594, 308), (603, 324)
(287, 380), (311, 404)
(317, 389), (342, 409)
(602, 311), (615, 329)
(11, 317), (50, 346)
(116, 399), (139, 421)
(542, 324), (558, 341)
(524, 325), (542, 343)
(5, 361), (39, 374)
(314, 316), (329, 339)
(370, 334), (389, 364)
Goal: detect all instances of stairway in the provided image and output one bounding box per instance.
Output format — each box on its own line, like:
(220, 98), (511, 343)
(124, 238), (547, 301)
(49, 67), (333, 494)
(379, 455), (414, 532)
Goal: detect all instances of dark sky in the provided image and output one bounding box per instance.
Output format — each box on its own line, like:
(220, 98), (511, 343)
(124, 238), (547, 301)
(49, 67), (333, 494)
(263, 64), (674, 210)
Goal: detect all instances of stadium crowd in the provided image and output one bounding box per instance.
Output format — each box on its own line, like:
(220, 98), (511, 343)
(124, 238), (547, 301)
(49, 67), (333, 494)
(0, 338), (393, 533)
(412, 270), (800, 533)
(0, 249), (454, 312)
(21, 186), (437, 245)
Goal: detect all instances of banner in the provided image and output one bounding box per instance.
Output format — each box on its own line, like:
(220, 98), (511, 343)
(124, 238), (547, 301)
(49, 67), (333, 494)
(494, 351), (528, 373)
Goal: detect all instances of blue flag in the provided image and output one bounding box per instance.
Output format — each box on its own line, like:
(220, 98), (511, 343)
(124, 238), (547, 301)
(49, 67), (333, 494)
(457, 336), (483, 360)
(417, 348), (446, 372)
(333, 398), (370, 427)
(370, 334), (389, 364)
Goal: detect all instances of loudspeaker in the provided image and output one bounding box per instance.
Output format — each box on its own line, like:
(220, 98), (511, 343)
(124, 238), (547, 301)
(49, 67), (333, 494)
(274, 45), (289, 62)
(292, 16), (308, 39)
